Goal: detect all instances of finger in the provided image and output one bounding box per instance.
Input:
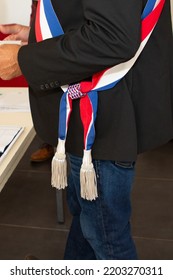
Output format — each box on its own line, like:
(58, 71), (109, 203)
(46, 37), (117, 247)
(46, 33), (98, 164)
(3, 35), (19, 41)
(0, 24), (22, 35)
(21, 42), (28, 46)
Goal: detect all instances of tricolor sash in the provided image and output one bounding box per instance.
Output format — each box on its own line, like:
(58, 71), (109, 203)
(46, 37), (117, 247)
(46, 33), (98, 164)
(35, 0), (165, 200)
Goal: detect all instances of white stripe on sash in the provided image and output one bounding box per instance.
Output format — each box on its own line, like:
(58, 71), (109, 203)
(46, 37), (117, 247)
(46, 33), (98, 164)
(93, 32), (152, 91)
(40, 0), (52, 40)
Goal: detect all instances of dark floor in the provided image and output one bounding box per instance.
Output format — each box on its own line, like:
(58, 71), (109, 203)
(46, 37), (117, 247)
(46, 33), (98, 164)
(0, 136), (173, 260)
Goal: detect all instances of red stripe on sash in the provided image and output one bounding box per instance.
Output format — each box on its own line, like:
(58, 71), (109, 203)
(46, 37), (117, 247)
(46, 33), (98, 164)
(141, 0), (165, 41)
(80, 95), (93, 149)
(80, 69), (107, 93)
(35, 0), (43, 42)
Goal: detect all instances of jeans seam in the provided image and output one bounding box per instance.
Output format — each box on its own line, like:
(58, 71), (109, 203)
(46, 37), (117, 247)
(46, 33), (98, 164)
(94, 160), (115, 258)
(113, 161), (135, 169)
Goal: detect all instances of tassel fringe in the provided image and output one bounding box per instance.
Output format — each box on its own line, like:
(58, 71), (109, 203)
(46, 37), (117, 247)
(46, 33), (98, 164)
(51, 139), (67, 189)
(80, 150), (98, 200)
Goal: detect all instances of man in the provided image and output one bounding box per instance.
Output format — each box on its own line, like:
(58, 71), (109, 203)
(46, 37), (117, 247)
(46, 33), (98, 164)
(0, 0), (172, 260)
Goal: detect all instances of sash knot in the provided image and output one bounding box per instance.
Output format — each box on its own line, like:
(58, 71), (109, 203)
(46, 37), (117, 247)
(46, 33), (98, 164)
(67, 83), (86, 99)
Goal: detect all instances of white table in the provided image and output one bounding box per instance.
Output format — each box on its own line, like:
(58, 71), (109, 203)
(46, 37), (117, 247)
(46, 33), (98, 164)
(0, 87), (36, 191)
(0, 87), (64, 223)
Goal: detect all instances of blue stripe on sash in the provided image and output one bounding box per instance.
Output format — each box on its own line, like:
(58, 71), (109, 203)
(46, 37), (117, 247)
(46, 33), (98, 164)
(142, 0), (157, 19)
(43, 0), (64, 37)
(58, 92), (67, 140)
(96, 80), (120, 92)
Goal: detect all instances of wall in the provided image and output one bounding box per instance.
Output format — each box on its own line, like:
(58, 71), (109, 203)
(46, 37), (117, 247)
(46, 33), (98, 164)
(0, 0), (31, 86)
(171, 0), (173, 28)
(0, 0), (31, 25)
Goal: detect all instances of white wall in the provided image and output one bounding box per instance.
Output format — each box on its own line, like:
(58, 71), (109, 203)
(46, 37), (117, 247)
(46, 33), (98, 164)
(171, 0), (173, 28)
(0, 0), (31, 25)
(0, 0), (172, 28)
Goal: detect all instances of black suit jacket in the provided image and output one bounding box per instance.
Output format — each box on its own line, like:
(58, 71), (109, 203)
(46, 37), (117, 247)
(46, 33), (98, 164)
(18, 0), (173, 161)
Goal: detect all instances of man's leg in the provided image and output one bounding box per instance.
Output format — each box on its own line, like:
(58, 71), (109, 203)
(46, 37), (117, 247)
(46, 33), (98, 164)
(65, 154), (137, 260)
(64, 159), (96, 259)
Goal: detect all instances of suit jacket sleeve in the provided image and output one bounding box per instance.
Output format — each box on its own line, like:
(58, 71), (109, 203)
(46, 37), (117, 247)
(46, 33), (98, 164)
(18, 0), (143, 92)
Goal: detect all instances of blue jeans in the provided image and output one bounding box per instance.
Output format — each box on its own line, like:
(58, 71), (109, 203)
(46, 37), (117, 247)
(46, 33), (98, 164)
(64, 154), (137, 260)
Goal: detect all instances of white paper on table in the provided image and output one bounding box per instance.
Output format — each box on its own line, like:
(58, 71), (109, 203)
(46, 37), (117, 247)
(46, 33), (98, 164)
(0, 125), (24, 162)
(0, 88), (30, 112)
(0, 0), (31, 25)
(0, 41), (21, 45)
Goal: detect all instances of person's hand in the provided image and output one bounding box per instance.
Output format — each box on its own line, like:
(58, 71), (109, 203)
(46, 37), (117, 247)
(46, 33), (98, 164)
(0, 24), (30, 45)
(0, 44), (22, 80)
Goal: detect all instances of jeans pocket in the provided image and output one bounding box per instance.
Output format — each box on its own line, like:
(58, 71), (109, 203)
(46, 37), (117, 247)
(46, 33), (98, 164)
(113, 161), (135, 169)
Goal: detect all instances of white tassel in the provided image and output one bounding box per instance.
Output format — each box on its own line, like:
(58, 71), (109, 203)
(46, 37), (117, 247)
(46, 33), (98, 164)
(51, 139), (67, 189)
(80, 150), (98, 201)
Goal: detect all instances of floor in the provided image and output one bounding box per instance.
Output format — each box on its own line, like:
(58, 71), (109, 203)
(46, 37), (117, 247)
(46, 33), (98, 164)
(0, 136), (173, 260)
